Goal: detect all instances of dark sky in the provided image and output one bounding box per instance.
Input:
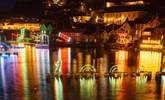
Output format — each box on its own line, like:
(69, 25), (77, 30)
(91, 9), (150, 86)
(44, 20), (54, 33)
(0, 0), (42, 17)
(0, 0), (16, 12)
(0, 0), (32, 12)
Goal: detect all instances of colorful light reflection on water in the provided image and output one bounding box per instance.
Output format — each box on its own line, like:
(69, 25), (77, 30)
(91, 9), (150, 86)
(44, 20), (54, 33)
(0, 47), (164, 100)
(80, 78), (96, 100)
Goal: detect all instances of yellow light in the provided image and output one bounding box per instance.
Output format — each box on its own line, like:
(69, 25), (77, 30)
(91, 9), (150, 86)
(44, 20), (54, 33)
(106, 2), (115, 8)
(0, 23), (40, 31)
(115, 50), (128, 72)
(139, 51), (162, 78)
(140, 44), (163, 49)
(142, 32), (151, 36)
(142, 40), (161, 44)
(72, 16), (91, 23)
(125, 1), (144, 6)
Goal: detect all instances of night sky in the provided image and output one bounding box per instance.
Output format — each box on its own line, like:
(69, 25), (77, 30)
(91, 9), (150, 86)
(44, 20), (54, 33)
(0, 0), (32, 12)
(0, 0), (16, 12)
(0, 0), (41, 16)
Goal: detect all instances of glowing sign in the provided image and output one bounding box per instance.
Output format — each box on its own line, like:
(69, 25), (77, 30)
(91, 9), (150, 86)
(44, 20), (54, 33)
(140, 44), (163, 49)
(142, 40), (161, 44)
(140, 39), (163, 49)
(0, 23), (40, 31)
(125, 1), (144, 6)
(117, 32), (129, 44)
(58, 32), (71, 42)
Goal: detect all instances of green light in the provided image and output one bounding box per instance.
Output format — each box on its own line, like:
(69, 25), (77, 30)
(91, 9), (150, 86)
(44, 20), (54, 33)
(55, 59), (62, 76)
(20, 28), (25, 35)
(19, 48), (29, 100)
(18, 37), (22, 43)
(24, 38), (30, 42)
(18, 28), (26, 43)
(55, 78), (64, 100)
(40, 24), (47, 34)
(80, 78), (96, 99)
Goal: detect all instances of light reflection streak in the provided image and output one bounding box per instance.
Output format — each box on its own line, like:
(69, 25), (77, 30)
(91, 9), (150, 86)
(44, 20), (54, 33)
(29, 47), (40, 100)
(12, 55), (18, 96)
(78, 52), (83, 73)
(58, 48), (62, 74)
(36, 48), (47, 100)
(109, 77), (128, 100)
(46, 49), (50, 74)
(18, 48), (29, 100)
(68, 48), (71, 73)
(0, 47), (52, 100)
(57, 48), (71, 74)
(0, 57), (6, 100)
(161, 76), (165, 99)
(54, 78), (64, 100)
(80, 78), (96, 100)
(109, 77), (123, 91)
(136, 76), (147, 91)
(41, 49), (46, 80)
(41, 49), (49, 99)
(36, 48), (41, 84)
(35, 48), (51, 99)
(61, 48), (68, 74)
(31, 47), (38, 81)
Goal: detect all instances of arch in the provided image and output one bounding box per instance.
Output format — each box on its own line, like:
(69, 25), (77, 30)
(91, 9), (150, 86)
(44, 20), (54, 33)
(109, 65), (118, 73)
(80, 64), (96, 73)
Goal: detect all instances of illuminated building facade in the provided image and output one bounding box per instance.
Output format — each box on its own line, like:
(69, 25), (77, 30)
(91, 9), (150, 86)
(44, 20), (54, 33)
(137, 51), (162, 77)
(42, 0), (164, 48)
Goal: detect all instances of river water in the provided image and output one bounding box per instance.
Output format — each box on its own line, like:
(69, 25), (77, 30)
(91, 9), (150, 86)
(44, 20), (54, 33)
(0, 46), (164, 100)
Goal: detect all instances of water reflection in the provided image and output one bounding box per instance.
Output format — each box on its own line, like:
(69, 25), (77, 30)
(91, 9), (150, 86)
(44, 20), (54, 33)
(0, 47), (51, 100)
(136, 76), (148, 92)
(18, 48), (29, 100)
(0, 46), (164, 100)
(54, 78), (63, 100)
(161, 76), (165, 99)
(109, 77), (123, 100)
(0, 57), (7, 100)
(80, 78), (96, 100)
(51, 48), (162, 77)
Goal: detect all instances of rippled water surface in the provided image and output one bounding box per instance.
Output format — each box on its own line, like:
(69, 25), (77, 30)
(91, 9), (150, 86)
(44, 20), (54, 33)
(0, 46), (164, 100)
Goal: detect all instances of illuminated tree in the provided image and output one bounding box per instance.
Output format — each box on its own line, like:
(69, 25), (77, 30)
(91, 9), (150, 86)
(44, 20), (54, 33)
(40, 24), (47, 34)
